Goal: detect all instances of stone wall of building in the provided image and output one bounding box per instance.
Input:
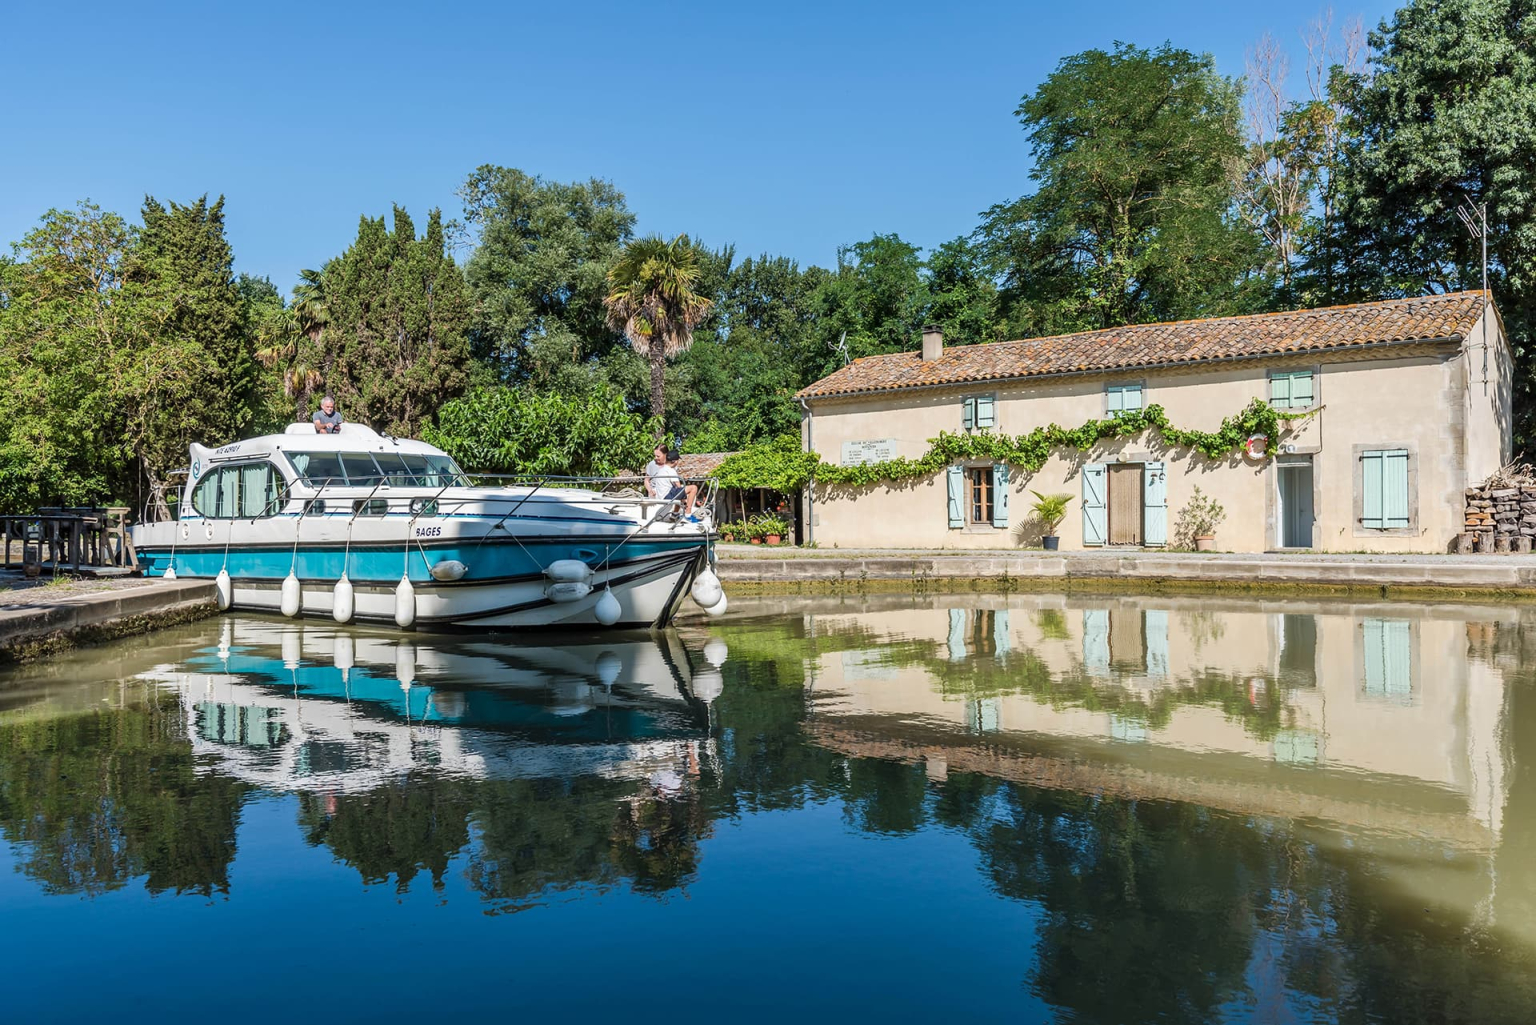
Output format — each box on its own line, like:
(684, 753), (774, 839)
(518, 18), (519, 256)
(1458, 483), (1536, 553)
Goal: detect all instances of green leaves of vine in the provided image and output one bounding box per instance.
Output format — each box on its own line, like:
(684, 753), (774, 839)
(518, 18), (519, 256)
(713, 399), (1314, 492)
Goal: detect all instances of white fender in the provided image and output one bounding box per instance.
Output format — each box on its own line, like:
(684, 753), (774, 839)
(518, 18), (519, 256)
(394, 574), (416, 629)
(545, 581), (592, 603)
(214, 568), (232, 610)
(280, 570), (302, 617)
(703, 638), (729, 667)
(545, 559), (594, 584)
(690, 568), (723, 609)
(594, 586), (622, 626)
(332, 574), (354, 624)
(163, 564), (178, 581)
(703, 592), (728, 618)
(430, 559), (468, 582)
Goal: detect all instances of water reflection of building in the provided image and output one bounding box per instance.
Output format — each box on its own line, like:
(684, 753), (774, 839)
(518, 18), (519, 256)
(803, 596), (1511, 850)
(137, 619), (711, 794)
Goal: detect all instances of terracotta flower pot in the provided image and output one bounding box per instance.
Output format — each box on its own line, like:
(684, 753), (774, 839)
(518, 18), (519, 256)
(765, 534), (782, 546)
(750, 537), (762, 545)
(1195, 536), (1216, 552)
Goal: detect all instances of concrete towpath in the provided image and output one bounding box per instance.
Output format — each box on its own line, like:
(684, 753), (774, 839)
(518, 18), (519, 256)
(715, 545), (1536, 599)
(0, 577), (218, 663)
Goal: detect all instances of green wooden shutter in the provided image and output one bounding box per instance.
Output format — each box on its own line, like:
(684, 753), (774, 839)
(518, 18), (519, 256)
(1361, 449), (1409, 529)
(1144, 609), (1169, 679)
(1291, 371), (1314, 407)
(947, 465), (964, 528)
(1382, 450), (1409, 527)
(1143, 461), (1167, 545)
(1123, 383), (1143, 411)
(1106, 386), (1124, 415)
(976, 395), (995, 428)
(1082, 464), (1107, 545)
(993, 608), (1011, 657)
(948, 608), (966, 660)
(962, 397), (975, 430)
(992, 463), (1009, 527)
(1270, 373), (1292, 407)
(1361, 450), (1384, 528)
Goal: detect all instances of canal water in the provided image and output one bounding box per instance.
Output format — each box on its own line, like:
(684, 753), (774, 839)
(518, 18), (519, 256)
(1, 593), (1534, 1023)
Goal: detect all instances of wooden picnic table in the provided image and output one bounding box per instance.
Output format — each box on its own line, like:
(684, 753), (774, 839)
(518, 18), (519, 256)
(3, 506), (135, 572)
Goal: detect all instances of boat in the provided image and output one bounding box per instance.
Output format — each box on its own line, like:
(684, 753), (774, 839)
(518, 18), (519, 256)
(131, 424), (726, 629)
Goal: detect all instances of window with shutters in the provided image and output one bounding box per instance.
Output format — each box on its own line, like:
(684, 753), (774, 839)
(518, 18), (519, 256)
(1355, 445), (1414, 534)
(967, 467), (993, 524)
(1106, 382), (1143, 416)
(1269, 369), (1316, 409)
(961, 394), (996, 430)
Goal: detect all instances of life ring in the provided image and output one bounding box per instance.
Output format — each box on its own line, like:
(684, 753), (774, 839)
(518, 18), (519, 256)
(1244, 434), (1268, 460)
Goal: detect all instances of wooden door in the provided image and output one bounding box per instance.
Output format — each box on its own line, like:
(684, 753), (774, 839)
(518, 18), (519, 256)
(1108, 464), (1144, 545)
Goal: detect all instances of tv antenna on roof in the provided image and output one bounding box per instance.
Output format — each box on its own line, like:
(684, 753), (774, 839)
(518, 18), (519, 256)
(834, 331), (850, 366)
(1455, 194), (1492, 388)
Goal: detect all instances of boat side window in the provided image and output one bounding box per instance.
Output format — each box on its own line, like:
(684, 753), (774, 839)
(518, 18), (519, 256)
(340, 453), (383, 486)
(192, 462), (282, 519)
(287, 451), (346, 486)
(399, 453), (433, 485)
(353, 498), (389, 516)
(373, 451), (421, 485)
(422, 455), (468, 487)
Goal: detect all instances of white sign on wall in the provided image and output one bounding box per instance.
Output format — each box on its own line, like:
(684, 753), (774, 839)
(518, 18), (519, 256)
(841, 438), (897, 466)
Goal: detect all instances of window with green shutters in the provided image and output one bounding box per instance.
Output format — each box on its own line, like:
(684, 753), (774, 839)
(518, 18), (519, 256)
(1362, 618), (1412, 700)
(1360, 449), (1410, 529)
(961, 394), (996, 430)
(1269, 369), (1315, 409)
(1106, 383), (1143, 416)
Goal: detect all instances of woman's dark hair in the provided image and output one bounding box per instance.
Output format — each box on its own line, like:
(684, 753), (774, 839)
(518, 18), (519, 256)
(666, 448), (681, 462)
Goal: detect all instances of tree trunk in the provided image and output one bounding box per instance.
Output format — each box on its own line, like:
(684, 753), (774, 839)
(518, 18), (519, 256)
(649, 335), (667, 437)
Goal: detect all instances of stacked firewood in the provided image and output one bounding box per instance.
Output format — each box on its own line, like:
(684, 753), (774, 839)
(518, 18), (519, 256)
(1456, 462), (1536, 553)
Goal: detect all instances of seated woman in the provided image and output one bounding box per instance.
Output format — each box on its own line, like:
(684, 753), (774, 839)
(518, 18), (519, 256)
(645, 447), (698, 519)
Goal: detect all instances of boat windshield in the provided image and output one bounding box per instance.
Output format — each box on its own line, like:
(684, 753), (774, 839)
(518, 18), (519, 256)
(285, 450), (469, 487)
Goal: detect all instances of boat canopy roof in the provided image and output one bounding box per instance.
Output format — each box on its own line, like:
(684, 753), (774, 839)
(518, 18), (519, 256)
(201, 423), (453, 464)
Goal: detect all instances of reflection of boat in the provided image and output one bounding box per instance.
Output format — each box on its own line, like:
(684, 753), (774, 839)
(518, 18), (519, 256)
(135, 618), (713, 794)
(131, 425), (720, 629)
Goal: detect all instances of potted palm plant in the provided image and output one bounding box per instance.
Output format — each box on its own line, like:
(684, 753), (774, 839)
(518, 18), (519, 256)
(1030, 492), (1073, 551)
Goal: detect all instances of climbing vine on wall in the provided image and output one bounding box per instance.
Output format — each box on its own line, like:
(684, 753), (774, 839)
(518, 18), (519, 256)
(712, 400), (1316, 492)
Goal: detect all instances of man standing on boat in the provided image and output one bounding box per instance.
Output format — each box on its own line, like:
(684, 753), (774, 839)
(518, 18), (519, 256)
(312, 396), (343, 434)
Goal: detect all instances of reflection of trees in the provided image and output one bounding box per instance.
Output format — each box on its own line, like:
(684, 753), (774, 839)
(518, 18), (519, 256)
(0, 692), (246, 896)
(297, 774), (473, 893)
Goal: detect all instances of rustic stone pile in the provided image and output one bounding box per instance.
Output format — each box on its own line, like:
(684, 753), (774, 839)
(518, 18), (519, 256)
(1457, 483), (1536, 553)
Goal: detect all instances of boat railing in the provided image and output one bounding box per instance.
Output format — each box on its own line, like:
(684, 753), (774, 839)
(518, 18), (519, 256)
(140, 468), (719, 527)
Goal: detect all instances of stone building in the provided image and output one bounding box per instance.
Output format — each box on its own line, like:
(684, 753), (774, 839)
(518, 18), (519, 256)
(796, 292), (1512, 552)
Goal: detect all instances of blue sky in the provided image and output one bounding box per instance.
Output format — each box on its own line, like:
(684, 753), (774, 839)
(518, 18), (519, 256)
(2, 0), (1397, 289)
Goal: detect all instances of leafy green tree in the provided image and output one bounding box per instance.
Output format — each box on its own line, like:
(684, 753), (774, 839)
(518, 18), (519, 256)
(0, 203), (133, 508)
(604, 234), (714, 430)
(459, 166), (635, 380)
(121, 194), (258, 489)
(320, 207), (476, 437)
(925, 235), (1001, 346)
(422, 386), (660, 476)
(981, 43), (1266, 335)
(252, 267), (330, 428)
(1335, 0), (1536, 435)
(811, 233), (929, 374)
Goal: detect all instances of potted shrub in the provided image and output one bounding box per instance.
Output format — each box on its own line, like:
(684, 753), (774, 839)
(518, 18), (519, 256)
(1174, 486), (1226, 552)
(1030, 491), (1073, 551)
(760, 514), (788, 546)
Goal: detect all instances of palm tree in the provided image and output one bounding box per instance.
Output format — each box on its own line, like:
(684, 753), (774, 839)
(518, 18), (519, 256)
(255, 268), (329, 422)
(603, 235), (713, 430)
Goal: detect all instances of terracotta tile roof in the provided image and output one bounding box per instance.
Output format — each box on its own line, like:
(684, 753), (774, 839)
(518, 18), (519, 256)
(798, 291), (1490, 400)
(674, 452), (733, 479)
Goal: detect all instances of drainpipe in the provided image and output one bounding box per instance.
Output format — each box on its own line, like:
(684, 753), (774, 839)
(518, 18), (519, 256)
(799, 396), (814, 547)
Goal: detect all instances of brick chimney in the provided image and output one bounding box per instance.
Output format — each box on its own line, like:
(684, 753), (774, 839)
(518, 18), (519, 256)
(921, 324), (943, 361)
